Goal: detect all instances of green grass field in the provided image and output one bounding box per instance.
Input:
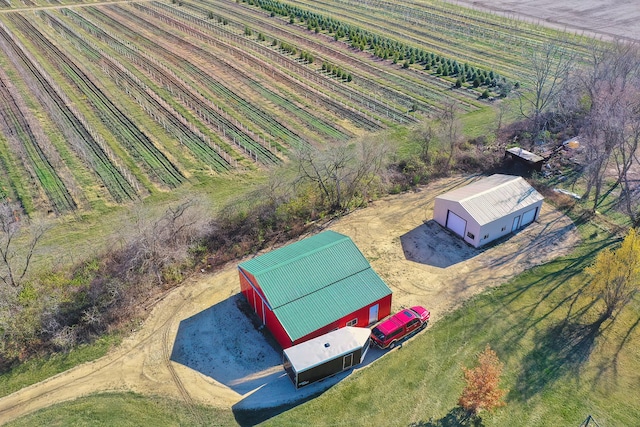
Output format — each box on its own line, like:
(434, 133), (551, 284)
(3, 392), (236, 427)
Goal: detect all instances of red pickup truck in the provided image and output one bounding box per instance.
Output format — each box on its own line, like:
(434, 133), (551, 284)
(370, 306), (430, 349)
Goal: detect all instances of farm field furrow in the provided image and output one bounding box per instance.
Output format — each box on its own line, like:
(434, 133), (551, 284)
(138, 1), (388, 130)
(0, 20), (138, 204)
(185, 0), (469, 115)
(278, 0), (525, 79)
(14, 12), (187, 190)
(44, 9), (233, 173)
(89, 4), (284, 165)
(0, 66), (76, 213)
(68, 5), (311, 158)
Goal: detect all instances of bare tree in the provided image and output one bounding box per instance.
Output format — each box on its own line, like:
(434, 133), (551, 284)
(437, 101), (463, 171)
(412, 122), (435, 162)
(517, 41), (575, 132)
(579, 40), (640, 213)
(0, 201), (47, 289)
(294, 138), (392, 212)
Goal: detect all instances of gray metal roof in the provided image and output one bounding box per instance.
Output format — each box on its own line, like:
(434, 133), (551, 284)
(435, 174), (544, 226)
(506, 146), (545, 163)
(283, 327), (371, 373)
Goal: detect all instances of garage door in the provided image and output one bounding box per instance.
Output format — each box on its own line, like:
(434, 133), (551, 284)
(446, 210), (467, 237)
(521, 207), (538, 226)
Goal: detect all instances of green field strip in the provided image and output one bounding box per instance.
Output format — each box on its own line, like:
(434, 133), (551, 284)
(57, 7), (234, 172)
(130, 1), (362, 137)
(49, 9), (232, 174)
(0, 134), (35, 213)
(86, 4), (280, 165)
(250, 0), (512, 83)
(0, 18), (137, 203)
(0, 76), (76, 213)
(26, 12), (186, 190)
(283, 0), (592, 82)
(186, 0), (442, 115)
(83, 4), (279, 166)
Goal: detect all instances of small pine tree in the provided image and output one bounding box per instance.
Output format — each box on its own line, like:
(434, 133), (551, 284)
(458, 345), (507, 420)
(454, 78), (462, 88)
(480, 89), (490, 99)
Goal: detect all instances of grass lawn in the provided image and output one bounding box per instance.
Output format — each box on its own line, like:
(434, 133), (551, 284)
(3, 392), (236, 427)
(0, 334), (121, 399)
(261, 222), (640, 426)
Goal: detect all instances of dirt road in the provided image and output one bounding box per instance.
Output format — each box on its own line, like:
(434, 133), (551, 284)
(0, 176), (580, 424)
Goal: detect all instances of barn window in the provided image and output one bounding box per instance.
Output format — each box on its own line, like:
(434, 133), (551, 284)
(501, 226), (506, 232)
(483, 234), (489, 239)
(467, 231), (475, 239)
(346, 318), (358, 327)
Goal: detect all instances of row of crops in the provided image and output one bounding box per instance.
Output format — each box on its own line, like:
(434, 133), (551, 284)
(0, 0), (595, 215)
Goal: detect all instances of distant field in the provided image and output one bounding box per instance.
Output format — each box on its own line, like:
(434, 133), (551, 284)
(448, 0), (640, 41)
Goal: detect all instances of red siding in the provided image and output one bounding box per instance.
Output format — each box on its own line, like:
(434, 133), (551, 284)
(239, 267), (393, 349)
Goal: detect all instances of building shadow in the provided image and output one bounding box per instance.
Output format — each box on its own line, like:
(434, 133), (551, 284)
(171, 293), (391, 425)
(170, 294), (283, 395)
(400, 220), (478, 267)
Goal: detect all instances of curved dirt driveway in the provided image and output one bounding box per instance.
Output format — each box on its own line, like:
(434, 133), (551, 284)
(0, 176), (580, 424)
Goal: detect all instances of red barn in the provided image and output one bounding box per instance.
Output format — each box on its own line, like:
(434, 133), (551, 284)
(238, 230), (393, 349)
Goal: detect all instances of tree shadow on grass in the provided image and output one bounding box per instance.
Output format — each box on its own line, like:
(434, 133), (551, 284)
(510, 316), (604, 401)
(410, 407), (484, 427)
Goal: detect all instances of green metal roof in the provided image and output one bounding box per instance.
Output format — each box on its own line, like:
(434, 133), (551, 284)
(238, 230), (392, 341)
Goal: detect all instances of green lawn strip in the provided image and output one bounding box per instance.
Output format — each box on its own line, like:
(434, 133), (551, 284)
(0, 134), (35, 213)
(3, 392), (236, 427)
(0, 88), (74, 213)
(0, 334), (121, 399)
(265, 223), (640, 426)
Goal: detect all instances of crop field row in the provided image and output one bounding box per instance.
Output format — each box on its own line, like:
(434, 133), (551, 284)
(170, 0), (433, 117)
(0, 20), (139, 205)
(0, 0), (596, 215)
(45, 9), (235, 172)
(133, 1), (390, 129)
(280, 0), (596, 80)
(12, 12), (187, 189)
(0, 65), (76, 214)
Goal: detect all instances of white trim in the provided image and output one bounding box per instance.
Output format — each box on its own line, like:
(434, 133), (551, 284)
(238, 267), (272, 311)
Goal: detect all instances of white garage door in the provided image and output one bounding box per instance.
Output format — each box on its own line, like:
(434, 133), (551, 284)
(521, 207), (538, 226)
(446, 210), (467, 237)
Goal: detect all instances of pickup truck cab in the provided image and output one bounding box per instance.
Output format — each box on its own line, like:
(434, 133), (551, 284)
(370, 306), (430, 349)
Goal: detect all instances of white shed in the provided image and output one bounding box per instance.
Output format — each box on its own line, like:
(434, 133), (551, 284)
(433, 174), (544, 248)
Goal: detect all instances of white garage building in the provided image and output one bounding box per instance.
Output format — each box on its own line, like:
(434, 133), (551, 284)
(434, 174), (544, 248)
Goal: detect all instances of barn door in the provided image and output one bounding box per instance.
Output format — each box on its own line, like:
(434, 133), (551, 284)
(368, 304), (379, 324)
(446, 210), (467, 237)
(512, 215), (521, 232)
(521, 207), (537, 226)
(343, 353), (354, 370)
